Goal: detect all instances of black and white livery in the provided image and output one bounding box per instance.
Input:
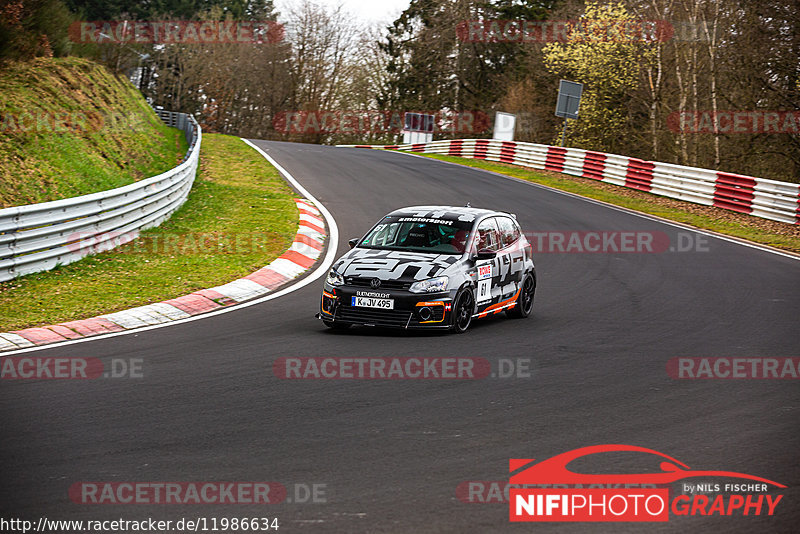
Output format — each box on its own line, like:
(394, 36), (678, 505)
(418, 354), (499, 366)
(317, 206), (536, 333)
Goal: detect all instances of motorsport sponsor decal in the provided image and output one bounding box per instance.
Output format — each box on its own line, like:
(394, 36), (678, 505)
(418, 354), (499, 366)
(355, 291), (390, 299)
(476, 262), (493, 304)
(508, 445), (785, 522)
(667, 357), (800, 379)
(397, 217), (454, 225)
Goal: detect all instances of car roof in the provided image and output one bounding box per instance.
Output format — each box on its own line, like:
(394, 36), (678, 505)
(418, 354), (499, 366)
(386, 205), (511, 222)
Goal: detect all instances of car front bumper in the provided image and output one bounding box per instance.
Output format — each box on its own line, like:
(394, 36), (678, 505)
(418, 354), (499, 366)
(318, 284), (454, 329)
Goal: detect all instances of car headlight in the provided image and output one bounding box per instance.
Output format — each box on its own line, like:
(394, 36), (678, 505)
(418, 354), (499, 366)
(409, 276), (449, 293)
(326, 268), (344, 286)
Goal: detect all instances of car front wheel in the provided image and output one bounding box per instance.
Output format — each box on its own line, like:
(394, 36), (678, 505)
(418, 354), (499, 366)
(451, 288), (474, 334)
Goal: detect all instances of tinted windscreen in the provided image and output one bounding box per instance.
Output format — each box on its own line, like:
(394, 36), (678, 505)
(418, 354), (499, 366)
(359, 216), (473, 254)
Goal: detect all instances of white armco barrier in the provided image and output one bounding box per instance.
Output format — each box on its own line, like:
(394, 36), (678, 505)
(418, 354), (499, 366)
(0, 111), (201, 282)
(340, 139), (799, 225)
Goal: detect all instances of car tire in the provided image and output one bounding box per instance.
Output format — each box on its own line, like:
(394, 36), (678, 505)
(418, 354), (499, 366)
(323, 320), (350, 330)
(450, 288), (474, 334)
(507, 273), (535, 319)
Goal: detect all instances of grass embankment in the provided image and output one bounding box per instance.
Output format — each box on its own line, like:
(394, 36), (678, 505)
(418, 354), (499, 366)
(0, 134), (299, 331)
(419, 154), (800, 253)
(0, 57), (187, 207)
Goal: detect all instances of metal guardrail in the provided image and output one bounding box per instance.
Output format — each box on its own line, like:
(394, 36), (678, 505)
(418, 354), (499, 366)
(341, 139), (800, 225)
(0, 111), (201, 282)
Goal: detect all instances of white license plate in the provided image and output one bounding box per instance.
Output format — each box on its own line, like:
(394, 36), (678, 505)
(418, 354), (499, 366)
(352, 296), (394, 309)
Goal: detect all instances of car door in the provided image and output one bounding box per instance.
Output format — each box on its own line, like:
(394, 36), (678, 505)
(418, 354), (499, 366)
(473, 217), (502, 311)
(495, 216), (526, 298)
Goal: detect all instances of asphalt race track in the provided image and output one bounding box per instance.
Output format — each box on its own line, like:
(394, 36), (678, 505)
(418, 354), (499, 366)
(1, 141), (798, 533)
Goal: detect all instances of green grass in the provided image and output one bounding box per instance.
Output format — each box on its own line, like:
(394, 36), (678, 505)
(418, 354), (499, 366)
(0, 57), (187, 207)
(0, 134), (299, 331)
(418, 153), (800, 253)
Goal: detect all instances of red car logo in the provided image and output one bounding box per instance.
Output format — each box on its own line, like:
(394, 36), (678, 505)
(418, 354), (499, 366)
(510, 445), (785, 487)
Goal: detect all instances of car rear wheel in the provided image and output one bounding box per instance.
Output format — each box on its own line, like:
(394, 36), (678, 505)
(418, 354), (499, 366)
(450, 288), (474, 334)
(507, 273), (535, 319)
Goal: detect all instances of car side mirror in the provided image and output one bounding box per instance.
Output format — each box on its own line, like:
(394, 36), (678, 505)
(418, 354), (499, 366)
(348, 238), (359, 249)
(476, 249), (497, 260)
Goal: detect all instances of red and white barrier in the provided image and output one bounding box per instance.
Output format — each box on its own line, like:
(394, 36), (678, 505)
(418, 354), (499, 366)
(0, 199), (327, 351)
(341, 139), (799, 225)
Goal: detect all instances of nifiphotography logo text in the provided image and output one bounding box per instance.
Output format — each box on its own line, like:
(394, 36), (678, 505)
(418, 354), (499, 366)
(508, 445), (785, 522)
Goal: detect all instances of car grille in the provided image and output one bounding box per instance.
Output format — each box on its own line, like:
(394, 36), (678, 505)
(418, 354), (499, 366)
(345, 277), (412, 290)
(336, 306), (413, 328)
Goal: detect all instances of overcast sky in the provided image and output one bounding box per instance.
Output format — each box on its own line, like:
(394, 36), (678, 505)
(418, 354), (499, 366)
(275, 0), (411, 24)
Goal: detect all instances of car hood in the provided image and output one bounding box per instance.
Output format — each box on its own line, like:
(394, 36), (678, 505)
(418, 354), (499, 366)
(334, 248), (462, 281)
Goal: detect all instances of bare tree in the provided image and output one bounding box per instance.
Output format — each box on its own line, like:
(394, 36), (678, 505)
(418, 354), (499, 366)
(285, 1), (358, 113)
(699, 0), (721, 168)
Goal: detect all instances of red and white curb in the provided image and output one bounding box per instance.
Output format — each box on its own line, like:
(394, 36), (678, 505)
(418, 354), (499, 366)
(0, 198), (326, 352)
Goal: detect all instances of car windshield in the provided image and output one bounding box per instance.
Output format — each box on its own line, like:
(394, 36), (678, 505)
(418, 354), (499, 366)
(359, 216), (473, 254)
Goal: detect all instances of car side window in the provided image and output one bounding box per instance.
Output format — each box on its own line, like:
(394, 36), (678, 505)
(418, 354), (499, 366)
(475, 218), (501, 252)
(496, 216), (520, 248)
